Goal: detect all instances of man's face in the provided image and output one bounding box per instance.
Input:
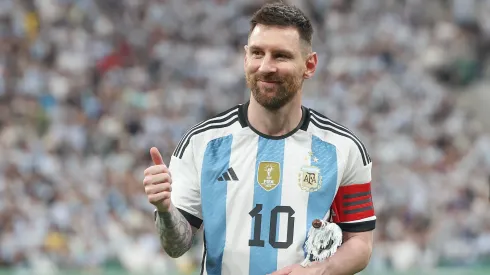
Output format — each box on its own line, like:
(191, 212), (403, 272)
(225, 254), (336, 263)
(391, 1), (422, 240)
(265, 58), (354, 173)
(245, 24), (313, 111)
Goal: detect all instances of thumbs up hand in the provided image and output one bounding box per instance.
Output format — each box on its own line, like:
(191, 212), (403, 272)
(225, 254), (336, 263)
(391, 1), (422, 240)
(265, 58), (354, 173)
(143, 147), (173, 212)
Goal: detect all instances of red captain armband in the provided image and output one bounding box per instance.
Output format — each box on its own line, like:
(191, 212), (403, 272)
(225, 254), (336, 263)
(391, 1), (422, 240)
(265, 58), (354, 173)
(331, 183), (374, 223)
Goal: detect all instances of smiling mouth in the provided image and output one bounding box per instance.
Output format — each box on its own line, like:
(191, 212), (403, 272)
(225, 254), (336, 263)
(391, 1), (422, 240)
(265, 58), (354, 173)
(259, 80), (280, 84)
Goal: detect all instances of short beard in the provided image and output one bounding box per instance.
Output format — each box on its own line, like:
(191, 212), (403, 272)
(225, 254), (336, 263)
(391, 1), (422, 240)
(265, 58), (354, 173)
(246, 73), (301, 111)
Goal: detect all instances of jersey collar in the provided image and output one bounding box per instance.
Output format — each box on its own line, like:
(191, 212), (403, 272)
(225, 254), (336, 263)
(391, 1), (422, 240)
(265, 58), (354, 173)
(238, 101), (311, 140)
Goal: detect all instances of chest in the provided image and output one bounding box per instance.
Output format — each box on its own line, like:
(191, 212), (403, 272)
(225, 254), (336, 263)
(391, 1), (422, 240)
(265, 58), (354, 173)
(198, 134), (348, 269)
(200, 135), (344, 192)
(198, 135), (346, 219)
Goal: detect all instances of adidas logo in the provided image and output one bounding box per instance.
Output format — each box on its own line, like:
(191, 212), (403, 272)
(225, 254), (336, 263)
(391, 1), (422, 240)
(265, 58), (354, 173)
(217, 167), (239, 182)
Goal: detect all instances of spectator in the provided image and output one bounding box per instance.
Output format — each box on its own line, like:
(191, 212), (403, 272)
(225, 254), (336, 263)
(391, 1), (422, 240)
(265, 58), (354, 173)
(0, 0), (489, 274)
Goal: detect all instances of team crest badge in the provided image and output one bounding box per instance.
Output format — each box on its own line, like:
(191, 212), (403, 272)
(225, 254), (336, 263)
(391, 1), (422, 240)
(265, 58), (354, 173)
(257, 161), (280, 191)
(298, 152), (322, 192)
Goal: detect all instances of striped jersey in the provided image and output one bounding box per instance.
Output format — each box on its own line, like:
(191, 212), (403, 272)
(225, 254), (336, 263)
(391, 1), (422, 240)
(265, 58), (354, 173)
(167, 102), (376, 275)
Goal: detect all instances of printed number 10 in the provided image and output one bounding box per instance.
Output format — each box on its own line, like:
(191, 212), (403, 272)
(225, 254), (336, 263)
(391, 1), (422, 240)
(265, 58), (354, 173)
(248, 204), (295, 249)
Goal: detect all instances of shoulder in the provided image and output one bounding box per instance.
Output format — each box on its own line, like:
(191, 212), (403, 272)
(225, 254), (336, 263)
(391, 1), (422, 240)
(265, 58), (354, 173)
(307, 108), (372, 166)
(172, 104), (246, 159)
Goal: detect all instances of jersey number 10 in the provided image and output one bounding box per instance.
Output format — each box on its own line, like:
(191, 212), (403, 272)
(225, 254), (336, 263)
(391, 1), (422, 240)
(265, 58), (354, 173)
(248, 204), (295, 249)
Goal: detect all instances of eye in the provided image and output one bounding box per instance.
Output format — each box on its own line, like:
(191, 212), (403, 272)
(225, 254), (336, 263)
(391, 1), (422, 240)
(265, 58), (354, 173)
(251, 50), (262, 57)
(274, 53), (290, 60)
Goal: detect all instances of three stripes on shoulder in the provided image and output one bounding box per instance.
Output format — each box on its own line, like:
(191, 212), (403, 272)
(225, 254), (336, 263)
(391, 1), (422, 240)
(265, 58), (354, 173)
(172, 105), (371, 167)
(173, 107), (239, 159)
(309, 110), (371, 166)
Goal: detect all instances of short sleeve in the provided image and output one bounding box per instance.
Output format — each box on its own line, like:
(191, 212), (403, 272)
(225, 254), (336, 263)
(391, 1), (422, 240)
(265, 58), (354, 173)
(331, 140), (376, 232)
(167, 138), (203, 229)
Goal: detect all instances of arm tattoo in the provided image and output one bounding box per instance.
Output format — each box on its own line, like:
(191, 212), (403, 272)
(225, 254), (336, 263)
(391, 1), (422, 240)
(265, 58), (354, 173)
(155, 206), (194, 258)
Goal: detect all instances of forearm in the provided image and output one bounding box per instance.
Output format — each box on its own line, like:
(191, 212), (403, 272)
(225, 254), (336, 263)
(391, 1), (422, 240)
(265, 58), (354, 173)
(317, 234), (373, 275)
(155, 204), (194, 258)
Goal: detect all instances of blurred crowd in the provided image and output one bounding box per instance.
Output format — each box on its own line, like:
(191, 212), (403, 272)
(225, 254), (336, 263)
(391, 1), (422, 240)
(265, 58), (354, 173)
(0, 0), (490, 274)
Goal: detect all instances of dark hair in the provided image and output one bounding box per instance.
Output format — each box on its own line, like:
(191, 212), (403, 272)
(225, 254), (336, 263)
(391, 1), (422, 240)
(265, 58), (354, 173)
(250, 1), (313, 45)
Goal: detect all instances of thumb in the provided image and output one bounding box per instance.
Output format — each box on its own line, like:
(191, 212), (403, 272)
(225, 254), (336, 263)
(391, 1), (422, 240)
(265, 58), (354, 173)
(150, 147), (164, 165)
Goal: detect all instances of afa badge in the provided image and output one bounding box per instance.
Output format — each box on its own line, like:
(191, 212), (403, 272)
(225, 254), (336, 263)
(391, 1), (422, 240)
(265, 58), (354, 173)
(298, 152), (322, 192)
(257, 161), (281, 191)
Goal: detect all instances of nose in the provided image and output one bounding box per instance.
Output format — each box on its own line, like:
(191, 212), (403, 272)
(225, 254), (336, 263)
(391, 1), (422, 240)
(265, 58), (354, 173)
(258, 55), (277, 74)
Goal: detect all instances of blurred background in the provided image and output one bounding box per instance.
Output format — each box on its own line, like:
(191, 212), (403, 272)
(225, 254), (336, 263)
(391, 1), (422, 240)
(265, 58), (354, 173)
(0, 0), (490, 274)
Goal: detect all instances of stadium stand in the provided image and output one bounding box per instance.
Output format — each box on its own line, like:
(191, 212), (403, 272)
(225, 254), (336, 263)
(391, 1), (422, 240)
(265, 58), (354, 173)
(0, 0), (489, 274)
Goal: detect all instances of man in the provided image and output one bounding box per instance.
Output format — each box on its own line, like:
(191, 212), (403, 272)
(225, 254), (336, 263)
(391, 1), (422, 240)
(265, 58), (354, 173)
(142, 2), (375, 275)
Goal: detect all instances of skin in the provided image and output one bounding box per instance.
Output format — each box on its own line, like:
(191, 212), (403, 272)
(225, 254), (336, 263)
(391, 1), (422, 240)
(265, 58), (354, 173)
(244, 24), (317, 137)
(269, 231), (374, 275)
(244, 24), (374, 275)
(143, 147), (198, 258)
(144, 23), (374, 274)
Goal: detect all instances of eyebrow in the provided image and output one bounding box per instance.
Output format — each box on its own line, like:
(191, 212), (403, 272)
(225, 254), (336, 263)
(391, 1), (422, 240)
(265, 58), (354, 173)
(248, 45), (295, 56)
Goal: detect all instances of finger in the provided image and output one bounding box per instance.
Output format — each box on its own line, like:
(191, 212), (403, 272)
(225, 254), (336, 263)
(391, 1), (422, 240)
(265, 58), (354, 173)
(281, 265), (296, 273)
(145, 182), (172, 194)
(144, 164), (169, 176)
(267, 267), (292, 275)
(148, 192), (171, 204)
(268, 264), (296, 275)
(150, 147), (164, 165)
(143, 173), (172, 186)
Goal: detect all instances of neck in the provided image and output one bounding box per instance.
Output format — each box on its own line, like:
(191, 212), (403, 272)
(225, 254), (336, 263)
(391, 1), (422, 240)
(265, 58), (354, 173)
(247, 95), (303, 137)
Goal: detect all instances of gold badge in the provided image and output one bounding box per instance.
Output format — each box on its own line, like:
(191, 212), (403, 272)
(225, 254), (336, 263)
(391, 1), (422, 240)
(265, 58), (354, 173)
(298, 152), (322, 192)
(257, 161), (281, 191)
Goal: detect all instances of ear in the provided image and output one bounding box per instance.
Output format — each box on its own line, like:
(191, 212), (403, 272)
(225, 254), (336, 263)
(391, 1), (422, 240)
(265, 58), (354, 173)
(303, 52), (318, 79)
